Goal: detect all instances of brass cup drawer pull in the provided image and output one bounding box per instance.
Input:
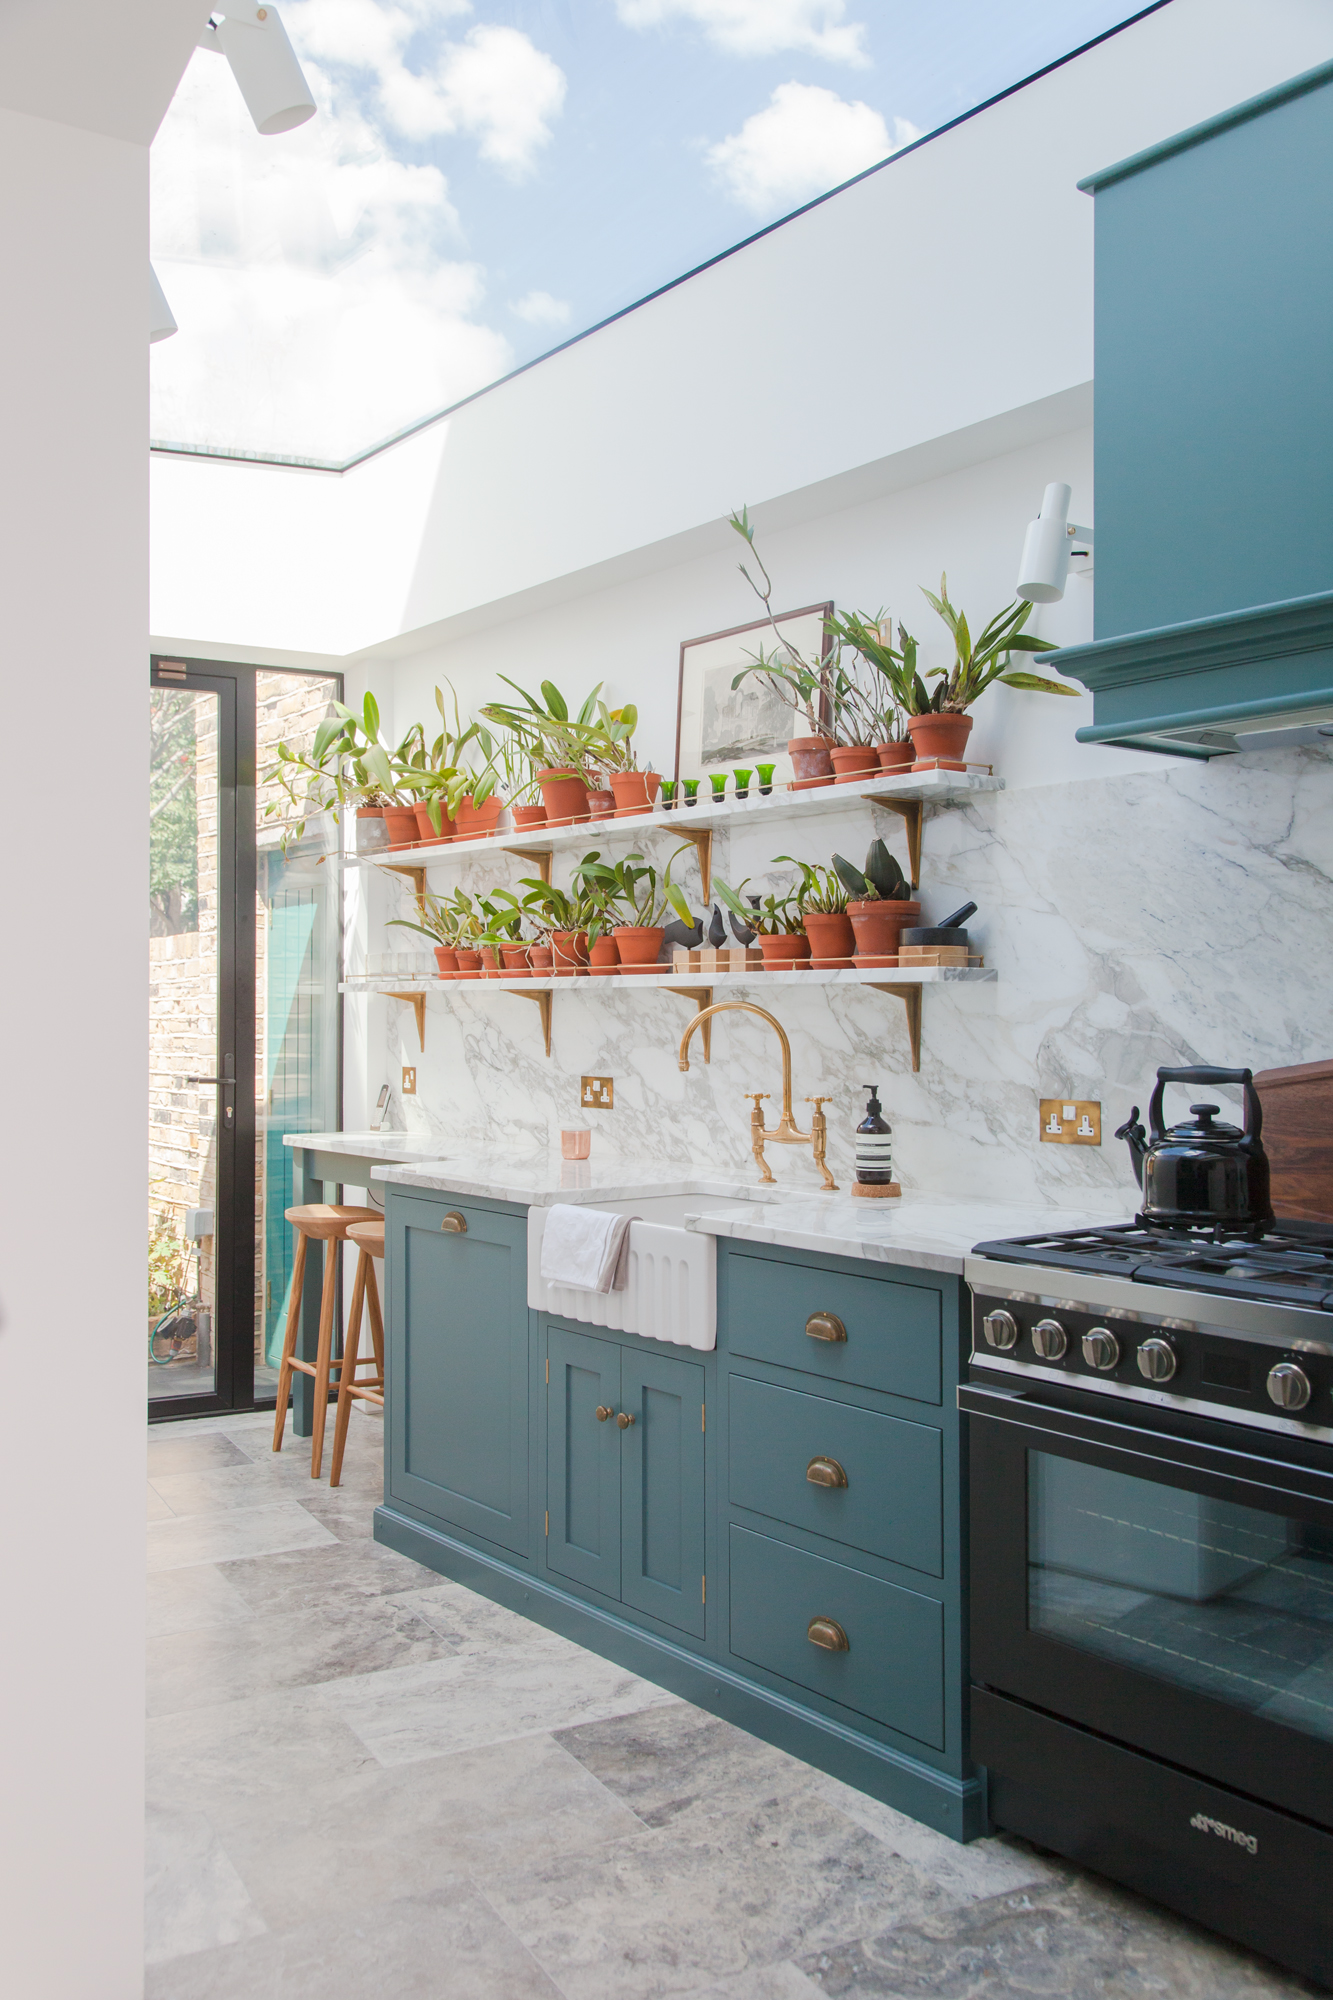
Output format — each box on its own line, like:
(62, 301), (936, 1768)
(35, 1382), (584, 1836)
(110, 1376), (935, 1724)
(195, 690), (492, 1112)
(805, 1312), (847, 1344)
(806, 1455), (848, 1489)
(615, 1410), (636, 1429)
(440, 1211), (468, 1234)
(595, 1405), (614, 1422)
(807, 1615), (849, 1652)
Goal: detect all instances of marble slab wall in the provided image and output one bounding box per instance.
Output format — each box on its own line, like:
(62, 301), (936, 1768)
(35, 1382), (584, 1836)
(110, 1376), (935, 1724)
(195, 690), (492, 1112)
(366, 745), (1333, 1210)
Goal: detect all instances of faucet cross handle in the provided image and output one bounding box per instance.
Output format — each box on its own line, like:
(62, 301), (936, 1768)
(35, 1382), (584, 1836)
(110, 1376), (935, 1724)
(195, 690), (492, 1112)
(745, 1092), (770, 1118)
(805, 1096), (833, 1113)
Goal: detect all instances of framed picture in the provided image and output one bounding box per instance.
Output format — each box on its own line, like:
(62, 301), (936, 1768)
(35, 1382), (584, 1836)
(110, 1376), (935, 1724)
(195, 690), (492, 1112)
(674, 603), (833, 787)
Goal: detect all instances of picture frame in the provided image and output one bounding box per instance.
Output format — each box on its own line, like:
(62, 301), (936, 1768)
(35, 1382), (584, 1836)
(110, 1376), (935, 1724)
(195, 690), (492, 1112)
(674, 603), (834, 788)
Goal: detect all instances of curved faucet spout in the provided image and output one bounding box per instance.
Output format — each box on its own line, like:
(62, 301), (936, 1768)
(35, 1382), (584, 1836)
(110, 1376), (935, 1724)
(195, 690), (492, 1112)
(678, 1001), (803, 1140)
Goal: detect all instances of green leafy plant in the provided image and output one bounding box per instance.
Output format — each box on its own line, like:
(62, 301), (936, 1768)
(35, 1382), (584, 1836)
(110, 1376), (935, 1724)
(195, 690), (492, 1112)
(480, 678), (604, 775)
(577, 844), (697, 930)
(919, 574), (1077, 712)
(832, 839), (912, 903)
(776, 855), (849, 916)
(714, 876), (804, 936)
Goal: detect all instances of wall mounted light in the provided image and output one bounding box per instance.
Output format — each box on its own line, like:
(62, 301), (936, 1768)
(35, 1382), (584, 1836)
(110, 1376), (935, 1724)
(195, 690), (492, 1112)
(1016, 482), (1094, 603)
(198, 5), (316, 135)
(149, 263), (178, 343)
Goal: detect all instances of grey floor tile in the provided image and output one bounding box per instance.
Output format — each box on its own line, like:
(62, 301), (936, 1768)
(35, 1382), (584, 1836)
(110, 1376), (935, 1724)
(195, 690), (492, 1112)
(146, 1563), (253, 1638)
(145, 1806), (267, 1966)
(696, 1969), (822, 1999)
(147, 1483), (176, 1522)
(555, 1703), (812, 1831)
(219, 1535), (439, 1617)
(147, 1687), (379, 1822)
(795, 1875), (1320, 1998)
(810, 1779), (1058, 1905)
(147, 1499), (337, 1571)
(148, 1433), (255, 1477)
(149, 1459), (317, 1518)
(144, 1886), (562, 1999)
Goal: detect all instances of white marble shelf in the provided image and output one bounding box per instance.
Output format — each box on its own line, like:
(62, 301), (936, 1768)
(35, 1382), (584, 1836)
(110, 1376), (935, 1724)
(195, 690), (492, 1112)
(341, 966), (994, 995)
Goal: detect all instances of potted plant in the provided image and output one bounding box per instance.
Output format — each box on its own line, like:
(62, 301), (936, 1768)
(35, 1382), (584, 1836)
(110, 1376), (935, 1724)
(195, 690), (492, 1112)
(585, 769), (616, 819)
(832, 841), (921, 965)
(517, 876), (598, 977)
(823, 612), (915, 773)
(579, 847), (690, 972)
(477, 890), (530, 976)
(714, 876), (810, 968)
(582, 699), (661, 817)
(398, 681), (481, 842)
(385, 891), (461, 977)
(480, 724), (544, 831)
(780, 855), (855, 967)
(727, 508), (835, 785)
(910, 576), (1076, 769)
(480, 678), (603, 826)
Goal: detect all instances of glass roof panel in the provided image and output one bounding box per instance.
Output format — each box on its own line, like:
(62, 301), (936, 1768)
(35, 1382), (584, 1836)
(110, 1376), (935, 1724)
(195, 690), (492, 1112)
(150, 1), (1158, 464)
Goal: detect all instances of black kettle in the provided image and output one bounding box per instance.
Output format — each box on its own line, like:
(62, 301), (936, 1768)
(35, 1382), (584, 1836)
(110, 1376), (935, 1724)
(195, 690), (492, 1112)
(1115, 1066), (1273, 1231)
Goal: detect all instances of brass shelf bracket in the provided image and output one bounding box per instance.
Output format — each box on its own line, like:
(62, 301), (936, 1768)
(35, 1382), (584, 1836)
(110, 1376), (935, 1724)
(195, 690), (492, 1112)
(865, 795), (922, 889)
(514, 988), (553, 1057)
(867, 982), (922, 1072)
(383, 863), (428, 914)
(673, 825), (712, 902)
(508, 846), (553, 886)
(665, 985), (714, 1061)
(386, 990), (427, 1052)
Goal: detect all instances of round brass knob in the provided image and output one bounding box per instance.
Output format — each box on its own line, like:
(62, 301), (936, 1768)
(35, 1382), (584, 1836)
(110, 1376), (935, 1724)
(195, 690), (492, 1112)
(1137, 1337), (1177, 1383)
(595, 1405), (614, 1422)
(1081, 1327), (1120, 1371)
(805, 1312), (847, 1344)
(1267, 1362), (1312, 1411)
(806, 1456), (848, 1488)
(1032, 1317), (1068, 1361)
(807, 1616), (849, 1652)
(440, 1211), (467, 1234)
(981, 1309), (1019, 1351)
(615, 1410), (636, 1429)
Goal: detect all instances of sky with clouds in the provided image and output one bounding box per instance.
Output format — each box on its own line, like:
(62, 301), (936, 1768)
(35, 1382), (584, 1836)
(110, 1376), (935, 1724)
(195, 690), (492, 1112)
(150, 0), (1157, 462)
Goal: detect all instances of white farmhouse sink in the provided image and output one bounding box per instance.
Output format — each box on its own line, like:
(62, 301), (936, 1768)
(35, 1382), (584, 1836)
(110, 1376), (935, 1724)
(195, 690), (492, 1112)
(526, 1195), (759, 1350)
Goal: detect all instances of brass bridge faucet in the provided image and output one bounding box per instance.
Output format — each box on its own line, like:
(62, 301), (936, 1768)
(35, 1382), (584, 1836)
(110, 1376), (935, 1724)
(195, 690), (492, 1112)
(678, 1001), (837, 1191)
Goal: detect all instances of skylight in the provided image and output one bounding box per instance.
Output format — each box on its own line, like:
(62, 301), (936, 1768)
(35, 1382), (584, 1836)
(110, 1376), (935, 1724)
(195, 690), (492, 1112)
(150, 1), (1160, 466)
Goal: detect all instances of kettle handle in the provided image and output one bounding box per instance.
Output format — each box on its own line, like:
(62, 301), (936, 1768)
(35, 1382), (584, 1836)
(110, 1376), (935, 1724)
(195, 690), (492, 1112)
(1148, 1065), (1261, 1143)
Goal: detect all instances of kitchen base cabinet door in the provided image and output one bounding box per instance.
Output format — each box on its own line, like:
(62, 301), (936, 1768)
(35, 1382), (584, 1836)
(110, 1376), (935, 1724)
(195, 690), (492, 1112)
(390, 1201), (529, 1557)
(729, 1524), (945, 1749)
(620, 1348), (706, 1639)
(547, 1327), (621, 1598)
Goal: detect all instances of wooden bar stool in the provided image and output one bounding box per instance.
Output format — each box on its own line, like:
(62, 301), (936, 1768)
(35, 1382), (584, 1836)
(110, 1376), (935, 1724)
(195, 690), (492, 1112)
(273, 1203), (381, 1478)
(329, 1218), (386, 1489)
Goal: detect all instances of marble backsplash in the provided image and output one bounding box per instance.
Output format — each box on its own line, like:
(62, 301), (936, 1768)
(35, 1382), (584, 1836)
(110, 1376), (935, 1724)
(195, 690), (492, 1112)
(359, 745), (1333, 1210)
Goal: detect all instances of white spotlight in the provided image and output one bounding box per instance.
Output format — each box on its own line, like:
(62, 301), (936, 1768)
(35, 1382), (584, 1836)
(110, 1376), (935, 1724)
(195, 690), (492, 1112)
(149, 263), (178, 343)
(199, 6), (316, 136)
(1016, 482), (1095, 603)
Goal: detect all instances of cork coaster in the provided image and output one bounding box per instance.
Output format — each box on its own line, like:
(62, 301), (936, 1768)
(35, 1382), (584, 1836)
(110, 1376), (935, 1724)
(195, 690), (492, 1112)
(852, 1181), (902, 1198)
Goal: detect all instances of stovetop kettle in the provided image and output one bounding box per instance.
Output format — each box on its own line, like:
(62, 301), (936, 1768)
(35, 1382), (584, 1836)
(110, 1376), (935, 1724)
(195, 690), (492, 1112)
(1115, 1065), (1273, 1231)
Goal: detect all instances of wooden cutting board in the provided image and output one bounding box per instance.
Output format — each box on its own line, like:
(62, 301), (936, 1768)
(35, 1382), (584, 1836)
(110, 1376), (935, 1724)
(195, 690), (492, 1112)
(1254, 1059), (1333, 1223)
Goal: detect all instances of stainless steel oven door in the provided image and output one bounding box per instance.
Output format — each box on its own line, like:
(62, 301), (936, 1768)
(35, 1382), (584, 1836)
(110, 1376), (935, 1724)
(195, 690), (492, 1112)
(961, 1379), (1333, 1831)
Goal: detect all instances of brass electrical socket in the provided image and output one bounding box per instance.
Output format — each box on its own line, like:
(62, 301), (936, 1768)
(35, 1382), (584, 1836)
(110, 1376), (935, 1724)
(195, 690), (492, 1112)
(1040, 1098), (1100, 1144)
(401, 1066), (417, 1096)
(581, 1075), (614, 1110)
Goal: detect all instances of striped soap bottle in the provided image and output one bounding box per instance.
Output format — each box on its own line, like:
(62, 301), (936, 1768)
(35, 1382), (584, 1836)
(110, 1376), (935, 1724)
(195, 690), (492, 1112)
(854, 1083), (893, 1184)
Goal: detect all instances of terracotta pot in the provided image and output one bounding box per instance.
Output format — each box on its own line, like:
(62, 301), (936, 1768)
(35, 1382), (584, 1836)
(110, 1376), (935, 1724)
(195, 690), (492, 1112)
(454, 793), (505, 839)
(758, 932), (812, 970)
(907, 712), (974, 771)
(454, 948), (483, 980)
(829, 744), (880, 783)
(848, 898), (921, 968)
(585, 788), (616, 820)
(414, 800), (453, 844)
(500, 942), (532, 978)
(536, 768), (589, 827)
(787, 735), (835, 790)
(875, 740), (914, 772)
(551, 929), (589, 977)
(610, 771), (662, 818)
(433, 945), (458, 979)
(528, 944), (554, 975)
(382, 803), (420, 849)
(510, 802), (547, 831)
(480, 945), (504, 978)
(612, 924), (665, 967)
(588, 935), (620, 975)
(802, 909), (856, 969)
(354, 806), (388, 854)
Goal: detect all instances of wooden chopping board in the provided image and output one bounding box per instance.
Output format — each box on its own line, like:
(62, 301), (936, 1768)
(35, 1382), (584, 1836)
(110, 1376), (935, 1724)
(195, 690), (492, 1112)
(1254, 1059), (1333, 1223)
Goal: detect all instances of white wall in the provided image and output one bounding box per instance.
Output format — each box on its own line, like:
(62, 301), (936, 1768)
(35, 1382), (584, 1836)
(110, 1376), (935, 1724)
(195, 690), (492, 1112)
(0, 7), (207, 1996)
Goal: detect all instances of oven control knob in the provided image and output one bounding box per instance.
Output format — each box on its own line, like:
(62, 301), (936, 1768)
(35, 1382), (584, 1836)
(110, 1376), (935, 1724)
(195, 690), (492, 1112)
(1137, 1337), (1177, 1383)
(981, 1309), (1019, 1351)
(1267, 1362), (1312, 1411)
(1082, 1327), (1120, 1371)
(1031, 1317), (1068, 1361)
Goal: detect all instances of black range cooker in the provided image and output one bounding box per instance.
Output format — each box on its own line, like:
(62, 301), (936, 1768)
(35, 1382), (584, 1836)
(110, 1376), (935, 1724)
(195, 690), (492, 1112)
(962, 1215), (1333, 1989)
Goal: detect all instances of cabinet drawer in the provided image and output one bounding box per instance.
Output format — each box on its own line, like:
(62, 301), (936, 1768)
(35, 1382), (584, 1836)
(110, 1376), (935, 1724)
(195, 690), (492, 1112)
(729, 1375), (942, 1575)
(729, 1525), (944, 1748)
(725, 1251), (941, 1404)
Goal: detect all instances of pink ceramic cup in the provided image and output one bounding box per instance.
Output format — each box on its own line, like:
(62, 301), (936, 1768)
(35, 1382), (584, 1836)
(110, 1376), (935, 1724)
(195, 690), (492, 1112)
(560, 1128), (592, 1160)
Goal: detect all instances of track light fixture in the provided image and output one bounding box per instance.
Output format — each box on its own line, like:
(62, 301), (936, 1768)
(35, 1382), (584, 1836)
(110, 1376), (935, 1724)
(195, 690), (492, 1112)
(1016, 482), (1095, 604)
(198, 5), (316, 136)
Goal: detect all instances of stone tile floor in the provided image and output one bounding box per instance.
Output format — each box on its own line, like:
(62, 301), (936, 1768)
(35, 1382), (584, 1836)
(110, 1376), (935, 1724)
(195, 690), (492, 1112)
(145, 1408), (1319, 1998)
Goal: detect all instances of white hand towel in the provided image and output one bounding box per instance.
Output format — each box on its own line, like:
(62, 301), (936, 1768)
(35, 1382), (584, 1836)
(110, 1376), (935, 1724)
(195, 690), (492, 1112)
(540, 1204), (636, 1293)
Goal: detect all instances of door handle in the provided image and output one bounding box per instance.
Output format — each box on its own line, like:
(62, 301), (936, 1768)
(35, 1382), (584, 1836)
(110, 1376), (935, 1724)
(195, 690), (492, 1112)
(805, 1312), (846, 1343)
(615, 1410), (636, 1429)
(806, 1456), (848, 1488)
(187, 1055), (236, 1128)
(595, 1405), (614, 1422)
(440, 1212), (468, 1233)
(807, 1616), (849, 1652)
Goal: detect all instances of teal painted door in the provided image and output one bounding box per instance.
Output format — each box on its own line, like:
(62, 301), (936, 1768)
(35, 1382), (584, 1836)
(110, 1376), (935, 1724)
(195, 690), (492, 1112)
(388, 1199), (529, 1558)
(546, 1327), (621, 1597)
(620, 1348), (706, 1639)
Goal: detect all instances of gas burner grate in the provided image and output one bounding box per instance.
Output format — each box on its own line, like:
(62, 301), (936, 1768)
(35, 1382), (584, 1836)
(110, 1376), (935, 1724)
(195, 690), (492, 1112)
(973, 1219), (1333, 1308)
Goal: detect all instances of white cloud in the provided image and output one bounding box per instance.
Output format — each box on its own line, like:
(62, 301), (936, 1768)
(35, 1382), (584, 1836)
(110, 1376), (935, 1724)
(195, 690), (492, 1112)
(615, 0), (868, 65)
(511, 290), (571, 327)
(707, 83), (918, 214)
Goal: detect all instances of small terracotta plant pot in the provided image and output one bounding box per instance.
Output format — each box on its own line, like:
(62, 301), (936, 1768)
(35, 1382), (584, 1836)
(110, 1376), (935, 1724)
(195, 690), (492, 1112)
(612, 924), (665, 967)
(610, 770), (662, 817)
(585, 788), (616, 820)
(802, 910), (856, 968)
(907, 712), (973, 771)
(848, 898), (921, 968)
(500, 942), (532, 978)
(758, 933), (812, 970)
(454, 948), (483, 980)
(414, 800), (453, 844)
(787, 735), (835, 790)
(480, 945), (504, 978)
(830, 745), (880, 783)
(537, 768), (589, 827)
(528, 943), (554, 975)
(875, 740), (914, 772)
(551, 929), (589, 977)
(433, 945), (458, 979)
(588, 935), (620, 975)
(355, 806), (388, 854)
(382, 803), (420, 849)
(510, 802), (547, 831)
(454, 793), (505, 839)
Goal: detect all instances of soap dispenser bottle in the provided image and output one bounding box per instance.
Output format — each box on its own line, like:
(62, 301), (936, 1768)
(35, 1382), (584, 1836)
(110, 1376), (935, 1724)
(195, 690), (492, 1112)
(853, 1083), (897, 1196)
